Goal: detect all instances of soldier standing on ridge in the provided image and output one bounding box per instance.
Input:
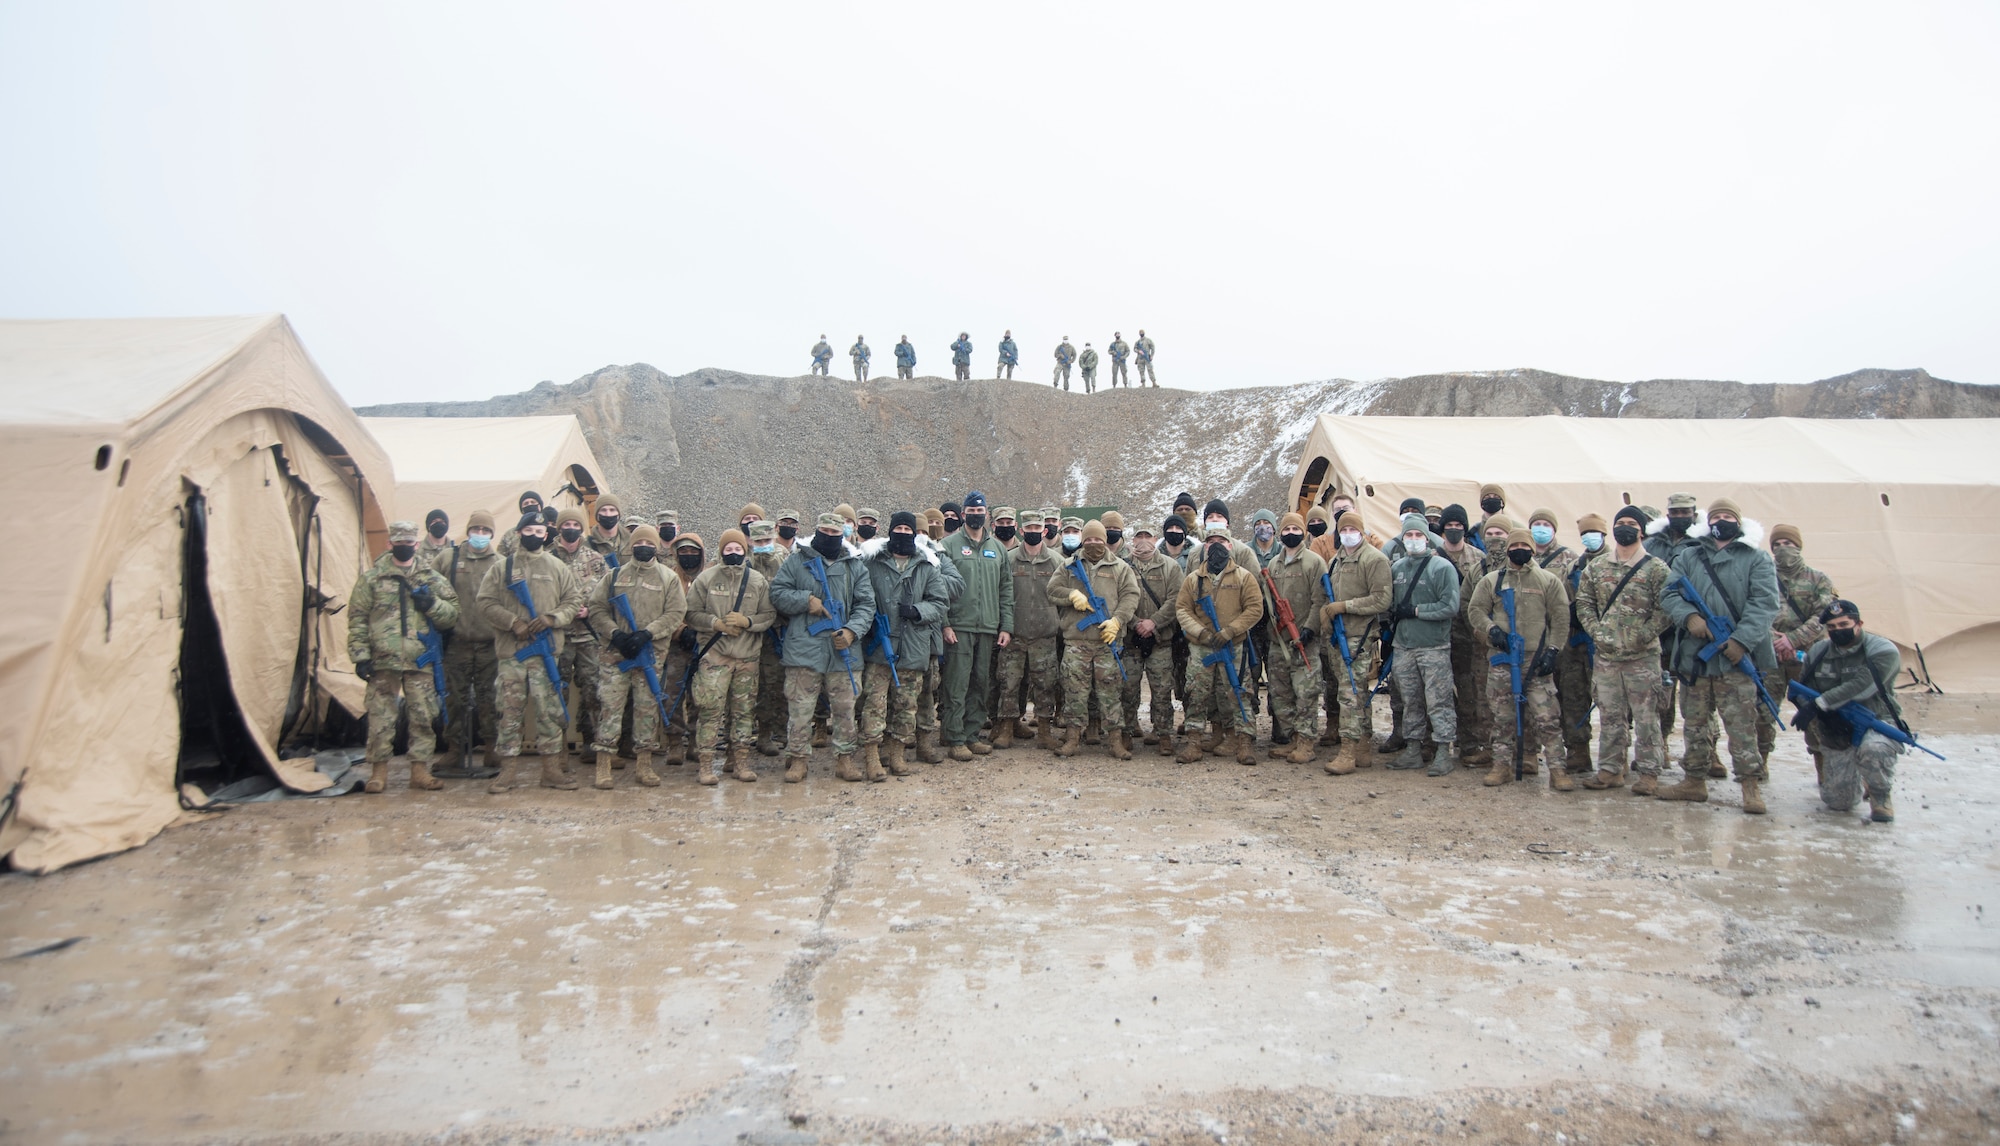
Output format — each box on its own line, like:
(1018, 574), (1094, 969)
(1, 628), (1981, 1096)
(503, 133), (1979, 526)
(1134, 329), (1157, 386)
(850, 335), (871, 382)
(348, 521), (460, 794)
(1053, 336), (1076, 390)
(895, 336), (917, 380)
(997, 330), (1018, 379)
(811, 335), (833, 377)
(950, 332), (973, 381)
(1108, 333), (1130, 388)
(1079, 343), (1099, 393)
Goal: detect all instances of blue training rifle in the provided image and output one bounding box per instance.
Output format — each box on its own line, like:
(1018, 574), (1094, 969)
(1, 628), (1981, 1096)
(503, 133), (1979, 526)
(1493, 577), (1528, 781)
(806, 553), (861, 695)
(506, 565), (569, 722)
(1787, 680), (1946, 761)
(1068, 557), (1126, 680)
(1669, 572), (1783, 721)
(1197, 591), (1250, 727)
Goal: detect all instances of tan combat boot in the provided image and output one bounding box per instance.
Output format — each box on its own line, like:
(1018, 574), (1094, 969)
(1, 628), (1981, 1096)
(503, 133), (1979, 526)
(1739, 777), (1766, 815)
(916, 729), (944, 763)
(834, 753), (862, 782)
(1176, 734), (1207, 764)
(1582, 767), (1625, 790)
(480, 743), (502, 778)
(813, 722), (831, 748)
(1234, 731), (1257, 766)
(1324, 746), (1356, 776)
(783, 755), (809, 783)
(633, 749), (661, 787)
(949, 742), (974, 762)
(1868, 790), (1894, 822)
(1656, 771), (1709, 803)
(487, 756), (519, 794)
(756, 732), (781, 757)
(730, 744), (757, 782)
(1459, 743), (1493, 767)
(1036, 719), (1060, 751)
(1108, 729), (1133, 760)
(1629, 772), (1658, 796)
(408, 759), (443, 791)
(1084, 717), (1103, 746)
(662, 731), (685, 765)
(1288, 737), (1316, 765)
(1055, 725), (1083, 758)
(364, 761), (389, 794)
(1482, 759), (1513, 787)
(967, 737), (992, 756)
(992, 719), (1016, 750)
(882, 739), (915, 776)
(1155, 730), (1176, 757)
(695, 753), (719, 786)
(541, 754), (580, 790)
(1550, 767), (1575, 792)
(1200, 725), (1226, 755)
(594, 752), (615, 790)
(863, 742), (887, 782)
(1706, 758), (1728, 779)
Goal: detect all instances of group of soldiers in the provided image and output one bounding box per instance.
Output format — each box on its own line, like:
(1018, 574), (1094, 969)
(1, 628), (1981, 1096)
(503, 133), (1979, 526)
(347, 483), (1908, 823)
(810, 331), (1158, 391)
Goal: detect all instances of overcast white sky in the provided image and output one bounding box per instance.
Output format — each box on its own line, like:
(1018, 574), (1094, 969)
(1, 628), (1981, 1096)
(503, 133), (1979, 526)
(3, 2), (1995, 405)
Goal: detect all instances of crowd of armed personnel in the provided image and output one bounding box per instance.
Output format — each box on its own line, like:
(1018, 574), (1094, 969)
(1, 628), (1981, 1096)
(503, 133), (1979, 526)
(810, 330), (1158, 391)
(346, 482), (1915, 824)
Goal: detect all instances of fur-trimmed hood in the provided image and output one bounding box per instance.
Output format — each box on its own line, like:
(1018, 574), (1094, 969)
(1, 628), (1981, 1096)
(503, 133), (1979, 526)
(1646, 515), (1763, 548)
(858, 532), (942, 567)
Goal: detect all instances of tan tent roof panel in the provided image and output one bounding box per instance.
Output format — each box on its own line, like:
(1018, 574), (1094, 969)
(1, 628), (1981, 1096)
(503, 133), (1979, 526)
(360, 415), (606, 528)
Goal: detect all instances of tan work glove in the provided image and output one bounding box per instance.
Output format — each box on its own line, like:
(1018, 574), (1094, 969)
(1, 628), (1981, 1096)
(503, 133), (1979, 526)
(1068, 589), (1091, 611)
(832, 628), (855, 650)
(510, 619), (533, 640)
(722, 610), (750, 634)
(807, 596), (829, 617)
(1101, 617), (1121, 644)
(1685, 614), (1711, 641)
(527, 615), (553, 635)
(1326, 600), (1347, 616)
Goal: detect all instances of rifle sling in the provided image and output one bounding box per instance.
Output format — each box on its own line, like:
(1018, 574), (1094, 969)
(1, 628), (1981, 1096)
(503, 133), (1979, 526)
(1692, 547), (1746, 626)
(1600, 555), (1652, 615)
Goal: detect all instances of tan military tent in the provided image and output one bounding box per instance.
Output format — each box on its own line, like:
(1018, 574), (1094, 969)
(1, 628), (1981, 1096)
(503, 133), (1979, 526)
(1291, 414), (2000, 691)
(359, 415), (606, 531)
(0, 315), (393, 873)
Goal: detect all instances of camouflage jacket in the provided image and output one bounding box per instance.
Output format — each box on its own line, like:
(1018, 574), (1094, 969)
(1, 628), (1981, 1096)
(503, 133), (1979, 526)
(347, 554), (460, 671)
(551, 541), (611, 643)
(1134, 336), (1155, 362)
(1055, 341), (1076, 365)
(1574, 552), (1671, 663)
(1079, 348), (1098, 370)
(1774, 558), (1838, 649)
(1800, 631), (1903, 727)
(427, 541), (501, 642)
(1126, 550), (1185, 638)
(1108, 339), (1129, 362)
(1259, 545), (1330, 649)
(1007, 545), (1066, 642)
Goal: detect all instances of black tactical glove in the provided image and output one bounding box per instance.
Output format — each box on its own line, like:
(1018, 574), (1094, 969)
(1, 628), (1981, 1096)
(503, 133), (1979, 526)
(898, 602), (922, 621)
(1488, 625), (1509, 650)
(354, 659), (373, 681)
(611, 630), (644, 657)
(1298, 629), (1316, 648)
(1790, 704), (1819, 732)
(1531, 647), (1560, 677)
(410, 584), (436, 613)
(677, 628), (698, 654)
(1395, 601), (1419, 622)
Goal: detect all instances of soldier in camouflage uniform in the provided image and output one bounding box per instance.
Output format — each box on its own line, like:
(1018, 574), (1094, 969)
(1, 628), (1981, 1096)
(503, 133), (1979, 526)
(658, 533), (708, 764)
(1174, 524), (1265, 765)
(1467, 523), (1569, 788)
(348, 521), (460, 793)
(498, 489), (556, 556)
(1658, 499), (1781, 814)
(1078, 343), (1099, 393)
(476, 516), (584, 792)
(687, 528), (776, 784)
(549, 505), (611, 767)
(1133, 330), (1157, 386)
(1574, 505), (1672, 793)
(857, 513), (953, 778)
(1108, 333), (1130, 388)
(419, 508), (453, 564)
(1434, 504), (1490, 767)
(1382, 514), (1462, 775)
(770, 512), (877, 781)
(811, 335), (833, 376)
(429, 510), (502, 777)
(1645, 491), (1708, 767)
(996, 506), (1062, 750)
(1259, 512), (1330, 764)
(948, 333), (971, 381)
(585, 493), (633, 566)
(1759, 523), (1838, 771)
(1321, 507), (1391, 775)
(587, 525), (688, 789)
(1120, 520), (1184, 754)
(1793, 599), (1904, 822)
(850, 336), (871, 382)
(1052, 337), (1076, 390)
(996, 330), (1018, 379)
(1048, 520), (1139, 757)
(1528, 508), (1598, 773)
(745, 516), (790, 755)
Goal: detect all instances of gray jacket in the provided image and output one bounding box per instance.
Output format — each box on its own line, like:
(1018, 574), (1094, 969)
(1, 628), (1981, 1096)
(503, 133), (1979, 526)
(858, 536), (953, 665)
(770, 545), (878, 674)
(1660, 525), (1780, 680)
(1387, 552), (1461, 649)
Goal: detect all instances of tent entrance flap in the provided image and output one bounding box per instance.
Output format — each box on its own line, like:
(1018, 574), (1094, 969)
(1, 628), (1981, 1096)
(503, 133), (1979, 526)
(175, 490), (265, 796)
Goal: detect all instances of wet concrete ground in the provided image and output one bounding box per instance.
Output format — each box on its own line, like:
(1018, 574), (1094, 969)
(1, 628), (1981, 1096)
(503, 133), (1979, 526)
(2, 694), (1996, 1144)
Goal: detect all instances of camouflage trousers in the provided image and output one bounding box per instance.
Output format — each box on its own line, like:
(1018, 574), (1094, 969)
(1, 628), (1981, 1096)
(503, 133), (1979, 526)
(496, 655), (565, 757)
(854, 363), (869, 381)
(1450, 627), (1489, 749)
(756, 639), (787, 742)
(1485, 663), (1560, 764)
(1183, 642), (1247, 735)
(558, 635), (602, 749)
(996, 634), (1058, 721)
(859, 661), (919, 746)
(1266, 634), (1325, 742)
(1119, 643), (1176, 733)
(693, 654), (759, 752)
(1111, 359), (1128, 386)
(1333, 631), (1380, 744)
(996, 362), (1014, 379)
(1080, 366), (1097, 392)
(1393, 644), (1457, 743)
(366, 669), (439, 764)
(1678, 672), (1764, 781)
(1592, 656), (1665, 775)
(900, 365), (916, 379)
(1053, 362), (1071, 389)
(1061, 640), (1124, 730)
(913, 657), (942, 732)
(786, 665), (857, 756)
(594, 648), (666, 754)
(442, 636), (498, 751)
(1555, 639), (1594, 765)
(1137, 359), (1156, 384)
(1757, 657), (1822, 763)
(661, 642), (696, 736)
(1819, 728), (1900, 811)
(1209, 640), (1258, 728)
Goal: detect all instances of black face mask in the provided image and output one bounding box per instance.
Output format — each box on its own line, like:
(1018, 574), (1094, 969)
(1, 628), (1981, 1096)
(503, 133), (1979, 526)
(722, 552), (745, 566)
(676, 552), (703, 571)
(1442, 527), (1465, 545)
(559, 526), (583, 542)
(964, 513), (986, 531)
(520, 503), (540, 519)
(778, 524), (798, 541)
(1480, 498), (1503, 515)
(632, 545), (657, 563)
(1281, 532), (1304, 549)
(942, 516), (962, 534)
(856, 523), (877, 540)
(541, 506), (559, 525)
(1613, 524), (1641, 546)
(889, 531), (917, 556)
(660, 524), (677, 544)
(519, 533), (546, 552)
(1205, 546), (1230, 574)
(597, 514), (619, 532)
(391, 543), (417, 562)
(1711, 520), (1742, 542)
(1306, 520), (1327, 537)
(427, 520), (448, 539)
(1104, 529), (1123, 547)
(1021, 531), (1043, 547)
(1508, 548), (1533, 566)
(1828, 627), (1858, 647)
(1667, 514), (1693, 535)
(993, 524), (1016, 542)
(811, 532), (844, 559)
(1163, 530), (1186, 548)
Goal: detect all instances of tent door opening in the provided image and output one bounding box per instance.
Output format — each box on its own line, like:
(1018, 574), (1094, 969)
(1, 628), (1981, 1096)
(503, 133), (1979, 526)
(175, 489), (265, 797)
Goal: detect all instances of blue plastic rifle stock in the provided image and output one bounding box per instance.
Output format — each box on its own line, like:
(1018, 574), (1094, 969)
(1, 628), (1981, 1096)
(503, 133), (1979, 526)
(508, 576), (569, 722)
(873, 610), (901, 688)
(807, 555), (861, 695)
(1198, 593), (1250, 727)
(1670, 573), (1783, 721)
(1787, 680), (1945, 761)
(1068, 557), (1126, 680)
(1492, 586), (1527, 780)
(1322, 572), (1361, 702)
(415, 626), (448, 731)
(610, 589), (672, 730)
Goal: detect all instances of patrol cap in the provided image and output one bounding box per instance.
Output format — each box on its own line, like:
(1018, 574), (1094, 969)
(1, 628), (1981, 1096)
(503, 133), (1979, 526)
(466, 510), (496, 533)
(388, 520), (421, 543)
(1039, 506), (1061, 523)
(1638, 505), (1661, 521)
(556, 505), (587, 528)
(655, 509), (678, 526)
(857, 507), (881, 522)
(1204, 522), (1232, 540)
(748, 520), (777, 541)
(1061, 517), (1085, 531)
(1771, 523), (1804, 549)
(777, 509), (801, 524)
(1081, 520), (1107, 542)
(1424, 505), (1443, 518)
(816, 512), (845, 530)
(1666, 492), (1700, 510)
(992, 506), (1017, 522)
(1131, 519), (1158, 537)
